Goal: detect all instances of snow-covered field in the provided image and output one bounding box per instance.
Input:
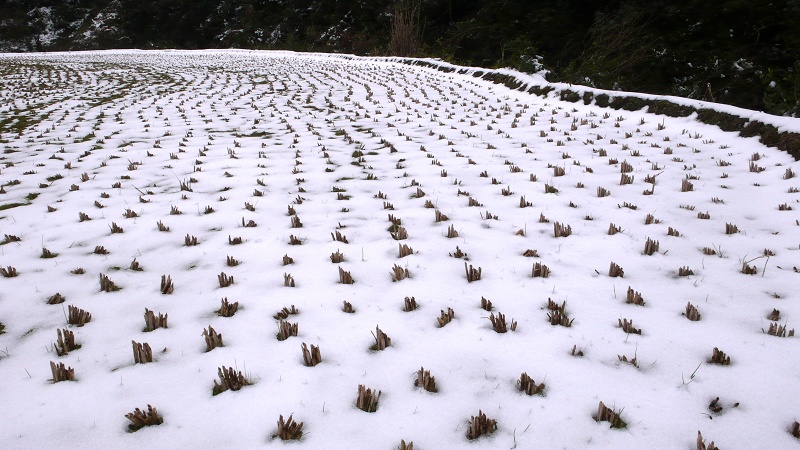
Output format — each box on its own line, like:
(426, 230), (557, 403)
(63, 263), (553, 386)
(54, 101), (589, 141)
(0, 50), (799, 449)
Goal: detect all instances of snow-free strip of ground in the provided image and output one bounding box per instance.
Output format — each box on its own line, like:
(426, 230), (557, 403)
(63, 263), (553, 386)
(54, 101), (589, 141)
(0, 50), (799, 449)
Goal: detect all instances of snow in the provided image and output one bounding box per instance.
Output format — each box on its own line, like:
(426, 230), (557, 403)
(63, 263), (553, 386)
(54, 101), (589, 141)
(0, 50), (799, 449)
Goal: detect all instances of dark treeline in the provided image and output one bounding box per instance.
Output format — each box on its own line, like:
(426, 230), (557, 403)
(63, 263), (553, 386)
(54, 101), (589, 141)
(1, 0), (798, 116)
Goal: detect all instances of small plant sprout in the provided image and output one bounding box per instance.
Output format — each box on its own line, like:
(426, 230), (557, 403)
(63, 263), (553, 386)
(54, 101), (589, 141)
(466, 410), (497, 440)
(213, 366), (252, 395)
(517, 372), (545, 396)
(356, 385), (381, 412)
(273, 414), (304, 441)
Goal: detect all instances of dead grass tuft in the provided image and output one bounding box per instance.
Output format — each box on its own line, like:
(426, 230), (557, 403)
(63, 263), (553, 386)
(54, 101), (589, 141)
(595, 401), (627, 428)
(99, 273), (120, 292)
(213, 366), (251, 395)
(68, 305), (92, 326)
(608, 262), (625, 277)
(531, 262), (551, 278)
(144, 308), (168, 331)
(709, 347), (731, 365)
(126, 405), (162, 432)
(685, 303), (701, 321)
(217, 298), (238, 317)
(517, 372), (545, 395)
(301, 343), (322, 367)
(132, 340), (153, 364)
(338, 267), (354, 284)
(437, 308), (455, 327)
(553, 222), (572, 237)
(764, 322), (794, 337)
(273, 414), (304, 441)
(54, 328), (80, 356)
(618, 318), (642, 334)
(390, 264), (410, 282)
(356, 384), (381, 412)
(464, 262), (481, 282)
(466, 410), (497, 440)
(203, 325), (223, 352)
(277, 320), (298, 341)
(371, 326), (392, 350)
(218, 272), (234, 287)
(414, 367), (437, 392)
(696, 431), (719, 450)
(489, 312), (516, 333)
